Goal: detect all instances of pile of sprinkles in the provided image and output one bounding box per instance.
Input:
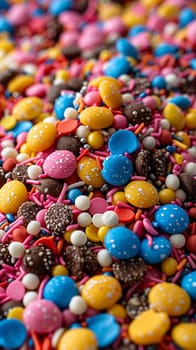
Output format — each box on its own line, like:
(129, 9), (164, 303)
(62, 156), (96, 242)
(0, 0), (195, 349)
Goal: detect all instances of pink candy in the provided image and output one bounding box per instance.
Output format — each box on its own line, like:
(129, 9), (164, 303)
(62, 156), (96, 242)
(43, 150), (77, 179)
(187, 20), (196, 46)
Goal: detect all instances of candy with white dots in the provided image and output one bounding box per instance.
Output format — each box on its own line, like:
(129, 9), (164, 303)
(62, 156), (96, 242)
(27, 165), (42, 180)
(69, 296), (87, 315)
(8, 242), (25, 258)
(165, 174), (180, 190)
(97, 249), (112, 267)
(71, 230), (87, 246)
(22, 273), (40, 290)
(27, 221), (41, 236)
(75, 195), (90, 210)
(102, 211), (119, 227)
(154, 204), (189, 234)
(77, 212), (92, 227)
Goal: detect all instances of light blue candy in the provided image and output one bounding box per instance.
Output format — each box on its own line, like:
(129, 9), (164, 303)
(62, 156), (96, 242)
(43, 276), (78, 309)
(139, 237), (171, 264)
(108, 130), (140, 154)
(128, 25), (147, 37)
(54, 94), (75, 120)
(154, 204), (189, 235)
(0, 17), (13, 33)
(152, 76), (166, 89)
(87, 314), (120, 348)
(49, 0), (73, 16)
(190, 58), (196, 70)
(0, 319), (27, 350)
(104, 56), (130, 78)
(101, 154), (133, 186)
(181, 271), (196, 300)
(116, 38), (138, 59)
(8, 121), (33, 138)
(169, 95), (191, 110)
(154, 43), (178, 57)
(179, 8), (195, 27)
(104, 226), (140, 260)
(66, 188), (83, 204)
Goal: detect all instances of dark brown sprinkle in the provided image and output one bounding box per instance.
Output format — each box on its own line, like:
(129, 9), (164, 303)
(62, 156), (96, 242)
(61, 45), (81, 60)
(17, 201), (41, 226)
(179, 76), (196, 94)
(179, 173), (196, 197)
(134, 77), (151, 95)
(0, 69), (17, 86)
(73, 0), (89, 12)
(63, 246), (99, 280)
(82, 46), (107, 59)
(12, 164), (29, 183)
(126, 292), (149, 320)
(35, 178), (64, 197)
(66, 77), (84, 92)
(135, 149), (151, 177)
(152, 148), (169, 177)
(0, 167), (5, 188)
(56, 136), (81, 156)
(47, 84), (70, 103)
(123, 102), (152, 125)
(112, 257), (146, 284)
(44, 203), (73, 235)
(22, 244), (55, 274)
(0, 301), (23, 320)
(0, 242), (13, 266)
(45, 17), (63, 41)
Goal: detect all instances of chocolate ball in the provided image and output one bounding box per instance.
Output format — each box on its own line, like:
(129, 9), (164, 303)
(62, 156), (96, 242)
(23, 244), (55, 274)
(44, 203), (73, 235)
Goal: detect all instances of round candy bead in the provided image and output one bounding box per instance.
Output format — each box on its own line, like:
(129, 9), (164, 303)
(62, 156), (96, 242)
(97, 249), (112, 267)
(102, 211), (119, 227)
(82, 275), (122, 310)
(181, 271), (196, 300)
(43, 150), (76, 179)
(77, 212), (92, 227)
(70, 230), (87, 246)
(22, 273), (40, 290)
(0, 180), (27, 214)
(172, 323), (196, 350)
(66, 188), (82, 204)
(163, 103), (185, 131)
(69, 296), (87, 315)
(169, 234), (186, 248)
(125, 181), (159, 208)
(80, 106), (114, 130)
(13, 97), (43, 121)
(57, 328), (98, 350)
(8, 75), (34, 94)
(116, 37), (138, 59)
(27, 221), (41, 236)
(43, 276), (78, 309)
(77, 157), (105, 188)
(0, 319), (27, 350)
(23, 291), (38, 306)
(159, 188), (176, 204)
(179, 7), (196, 27)
(8, 242), (25, 258)
(107, 304), (126, 319)
(54, 94), (75, 120)
(52, 265), (68, 277)
(152, 76), (166, 89)
(104, 226), (140, 260)
(104, 56), (130, 78)
(183, 162), (196, 176)
(165, 174), (180, 190)
(142, 136), (156, 150)
(101, 154), (133, 186)
(108, 130), (139, 154)
(23, 299), (62, 334)
(7, 306), (24, 321)
(186, 235), (196, 253)
(154, 204), (189, 234)
(98, 79), (122, 109)
(161, 257), (177, 276)
(27, 165), (42, 180)
(139, 236), (171, 264)
(87, 131), (105, 149)
(26, 122), (56, 152)
(169, 95), (191, 110)
(75, 195), (90, 210)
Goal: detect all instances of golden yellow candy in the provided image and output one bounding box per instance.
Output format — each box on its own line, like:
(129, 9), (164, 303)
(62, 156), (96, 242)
(13, 97), (43, 121)
(26, 122), (56, 152)
(19, 143), (32, 155)
(128, 309), (170, 345)
(99, 50), (113, 61)
(0, 180), (27, 214)
(86, 224), (99, 242)
(163, 103), (185, 131)
(52, 265), (68, 276)
(98, 225), (110, 242)
(58, 328), (98, 350)
(63, 230), (73, 243)
(172, 323), (196, 350)
(122, 12), (146, 27)
(80, 106), (114, 130)
(161, 257), (177, 276)
(176, 131), (190, 146)
(89, 76), (121, 89)
(0, 115), (17, 130)
(158, 4), (179, 19)
(173, 153), (183, 165)
(141, 0), (162, 7)
(99, 79), (122, 109)
(56, 70), (70, 81)
(87, 131), (105, 149)
(125, 181), (159, 208)
(82, 275), (122, 310)
(98, 3), (122, 21)
(8, 75), (34, 93)
(77, 157), (105, 188)
(159, 188), (176, 204)
(0, 40), (14, 53)
(47, 47), (61, 59)
(148, 282), (191, 316)
(107, 304), (126, 319)
(112, 191), (128, 205)
(7, 307), (24, 321)
(185, 110), (196, 129)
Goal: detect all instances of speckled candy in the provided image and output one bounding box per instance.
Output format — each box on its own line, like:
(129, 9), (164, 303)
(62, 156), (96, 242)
(163, 103), (185, 131)
(0, 180), (27, 214)
(80, 106), (114, 129)
(26, 122), (56, 152)
(13, 97), (43, 121)
(154, 204), (189, 234)
(81, 275), (122, 310)
(98, 79), (122, 109)
(181, 271), (196, 300)
(139, 237), (171, 264)
(125, 180), (159, 208)
(57, 328), (98, 350)
(77, 157), (104, 188)
(172, 323), (196, 350)
(43, 150), (76, 179)
(101, 154), (133, 186)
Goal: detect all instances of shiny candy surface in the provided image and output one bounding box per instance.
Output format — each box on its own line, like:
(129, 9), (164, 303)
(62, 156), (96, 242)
(125, 180), (159, 208)
(181, 271), (196, 300)
(77, 157), (104, 188)
(26, 122), (56, 152)
(154, 204), (189, 234)
(43, 150), (76, 179)
(13, 97), (43, 121)
(98, 79), (122, 109)
(57, 328), (98, 350)
(140, 236), (171, 264)
(172, 323), (196, 350)
(0, 180), (27, 214)
(80, 106), (114, 129)
(101, 154), (133, 186)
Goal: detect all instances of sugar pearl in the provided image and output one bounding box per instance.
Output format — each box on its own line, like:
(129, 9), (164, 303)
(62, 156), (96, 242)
(27, 165), (43, 179)
(8, 242), (25, 258)
(92, 213), (103, 228)
(16, 153), (30, 162)
(76, 125), (90, 138)
(188, 146), (196, 158)
(183, 162), (196, 176)
(160, 119), (170, 130)
(22, 273), (40, 290)
(122, 93), (134, 104)
(165, 73), (179, 88)
(102, 211), (119, 227)
(77, 212), (92, 227)
(71, 230), (87, 246)
(27, 220), (41, 236)
(43, 116), (57, 125)
(23, 291), (38, 306)
(1, 147), (18, 160)
(163, 23), (178, 36)
(75, 195), (90, 210)
(64, 107), (78, 120)
(97, 249), (112, 267)
(1, 140), (14, 148)
(69, 296), (87, 315)
(175, 189), (186, 201)
(169, 234), (186, 248)
(142, 136), (156, 150)
(0, 230), (5, 239)
(119, 74), (130, 84)
(166, 174), (180, 190)
(51, 328), (65, 348)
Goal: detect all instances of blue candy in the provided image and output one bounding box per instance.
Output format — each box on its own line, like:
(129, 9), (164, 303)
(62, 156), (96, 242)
(87, 314), (120, 348)
(128, 25), (147, 37)
(152, 76), (166, 89)
(0, 319), (27, 350)
(169, 95), (191, 110)
(66, 188), (83, 204)
(154, 204), (189, 234)
(154, 43), (178, 57)
(139, 237), (171, 264)
(101, 154), (133, 186)
(8, 121), (33, 138)
(43, 276), (78, 309)
(0, 0), (9, 10)
(179, 8), (195, 27)
(49, 0), (73, 16)
(104, 56), (130, 78)
(190, 58), (196, 70)
(116, 38), (138, 59)
(181, 271), (196, 300)
(104, 226), (140, 260)
(0, 17), (13, 33)
(54, 94), (75, 120)
(108, 130), (140, 154)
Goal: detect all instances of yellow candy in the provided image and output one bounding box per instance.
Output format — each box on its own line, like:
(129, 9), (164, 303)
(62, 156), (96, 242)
(89, 76), (121, 89)
(176, 131), (190, 146)
(98, 225), (110, 242)
(86, 224), (99, 242)
(112, 191), (128, 205)
(0, 180), (27, 214)
(159, 188), (176, 204)
(128, 309), (170, 345)
(26, 122), (56, 152)
(0, 40), (14, 53)
(7, 307), (24, 321)
(8, 75), (34, 93)
(80, 106), (114, 129)
(63, 230), (73, 243)
(141, 0), (162, 7)
(163, 103), (185, 131)
(173, 153), (183, 165)
(161, 257), (177, 276)
(56, 70), (70, 82)
(122, 12), (146, 27)
(19, 143), (32, 155)
(58, 328), (98, 350)
(77, 157), (105, 188)
(0, 115), (17, 130)
(185, 110), (196, 129)
(172, 323), (196, 350)
(158, 4), (179, 19)
(52, 265), (68, 276)
(98, 3), (122, 21)
(82, 275), (122, 310)
(107, 304), (126, 319)
(125, 181), (159, 208)
(148, 282), (191, 316)
(87, 131), (105, 149)
(99, 80), (122, 109)
(13, 97), (43, 121)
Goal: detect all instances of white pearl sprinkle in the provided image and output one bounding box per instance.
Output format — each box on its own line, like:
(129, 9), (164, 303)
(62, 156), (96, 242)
(165, 174), (180, 190)
(27, 221), (41, 236)
(27, 165), (43, 179)
(97, 249), (112, 267)
(22, 273), (40, 290)
(23, 291), (38, 306)
(69, 296), (87, 315)
(8, 242), (25, 258)
(77, 212), (92, 227)
(102, 211), (119, 227)
(71, 230), (87, 246)
(75, 195), (90, 210)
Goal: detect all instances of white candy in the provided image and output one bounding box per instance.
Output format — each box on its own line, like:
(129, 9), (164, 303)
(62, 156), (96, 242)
(1, 140), (14, 148)
(188, 146), (196, 159)
(51, 328), (65, 348)
(122, 93), (134, 104)
(23, 291), (38, 306)
(183, 162), (196, 176)
(76, 125), (90, 139)
(27, 165), (42, 179)
(71, 230), (87, 246)
(16, 153), (30, 162)
(165, 73), (179, 88)
(64, 107), (78, 120)
(102, 211), (119, 227)
(27, 221), (41, 236)
(22, 273), (40, 290)
(1, 147), (17, 160)
(97, 249), (112, 267)
(165, 174), (180, 190)
(142, 136), (156, 150)
(175, 189), (186, 201)
(169, 234), (186, 248)
(43, 116), (57, 125)
(69, 296), (87, 315)
(119, 74), (130, 84)
(77, 212), (92, 227)
(75, 195), (90, 210)
(163, 23), (177, 37)
(160, 119), (170, 130)
(0, 229), (5, 239)
(92, 213), (103, 228)
(8, 242), (25, 258)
